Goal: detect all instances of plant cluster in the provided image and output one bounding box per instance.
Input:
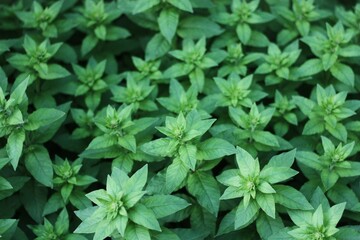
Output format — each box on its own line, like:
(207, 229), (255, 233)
(0, 0), (360, 239)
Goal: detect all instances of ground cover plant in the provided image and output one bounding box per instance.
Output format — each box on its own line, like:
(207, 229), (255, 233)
(1, 0), (360, 239)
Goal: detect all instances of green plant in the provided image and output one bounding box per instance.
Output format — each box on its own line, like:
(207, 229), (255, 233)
(217, 147), (312, 232)
(74, 165), (189, 240)
(296, 136), (360, 190)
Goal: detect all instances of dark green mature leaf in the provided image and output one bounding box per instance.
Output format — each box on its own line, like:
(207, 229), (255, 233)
(256, 212), (284, 239)
(128, 204), (161, 231)
(330, 62), (354, 86)
(179, 144), (197, 170)
(274, 185), (313, 210)
(7, 130), (25, 169)
(295, 58), (323, 77)
(0, 219), (17, 237)
(0, 176), (12, 191)
(125, 224), (151, 240)
(146, 33), (171, 60)
(235, 200), (259, 229)
(26, 108), (65, 130)
(166, 158), (188, 192)
(20, 181), (47, 223)
(30, 102), (71, 143)
(187, 171), (220, 216)
(24, 145), (53, 187)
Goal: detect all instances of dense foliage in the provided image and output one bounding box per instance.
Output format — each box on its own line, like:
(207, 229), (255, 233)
(1, 0), (360, 239)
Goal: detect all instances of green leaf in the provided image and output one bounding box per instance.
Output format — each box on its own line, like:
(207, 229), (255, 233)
(146, 33), (171, 60)
(217, 209), (236, 235)
(296, 20), (310, 36)
(8, 109), (23, 125)
(327, 185), (358, 210)
(55, 208), (69, 235)
(168, 0), (193, 12)
(274, 185), (313, 210)
(326, 123), (347, 142)
(288, 209), (312, 227)
(142, 195), (190, 218)
(24, 145), (53, 187)
(0, 177), (12, 191)
(86, 135), (117, 151)
(252, 131), (279, 147)
(250, 32), (270, 48)
(260, 167), (298, 184)
(189, 67), (205, 92)
(94, 25), (107, 40)
(158, 8), (179, 43)
(338, 45), (360, 57)
(295, 58), (323, 77)
(26, 108), (65, 131)
(220, 186), (245, 200)
(187, 171), (220, 216)
(303, 119), (324, 135)
(39, 64), (70, 80)
(43, 193), (65, 216)
(266, 149), (296, 168)
(166, 158), (188, 192)
(217, 169), (241, 187)
(7, 130), (26, 170)
(310, 187), (330, 210)
(164, 63), (192, 78)
(256, 212), (284, 240)
(81, 35), (98, 56)
(179, 144), (197, 170)
(320, 169), (339, 190)
(152, 228), (181, 240)
(125, 224), (151, 240)
(133, 0), (159, 14)
(118, 134), (137, 153)
(128, 204), (161, 231)
(321, 53), (337, 71)
(0, 176), (29, 201)
(337, 162), (360, 177)
(312, 205), (324, 227)
(123, 164), (148, 193)
(61, 184), (73, 202)
(292, 96), (315, 115)
(236, 23), (251, 44)
(235, 147), (257, 177)
(31, 102), (70, 144)
(256, 193), (276, 218)
(296, 151), (322, 171)
(330, 62), (354, 86)
(69, 191), (92, 210)
(141, 138), (177, 157)
(257, 181), (276, 194)
(10, 76), (29, 104)
(328, 202), (346, 226)
(20, 181), (48, 223)
(0, 219), (17, 236)
(235, 200), (259, 229)
(334, 227), (360, 239)
(178, 16), (223, 39)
